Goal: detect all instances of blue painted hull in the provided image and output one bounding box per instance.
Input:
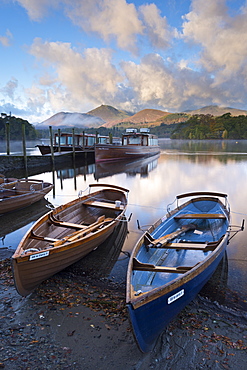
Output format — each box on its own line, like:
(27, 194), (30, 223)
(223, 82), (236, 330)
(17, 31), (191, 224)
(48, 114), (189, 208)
(126, 192), (230, 352)
(127, 239), (227, 352)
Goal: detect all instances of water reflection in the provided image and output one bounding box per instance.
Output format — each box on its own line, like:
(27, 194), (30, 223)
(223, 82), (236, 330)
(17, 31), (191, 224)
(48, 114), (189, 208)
(0, 139), (247, 311)
(94, 154), (159, 180)
(159, 138), (247, 154)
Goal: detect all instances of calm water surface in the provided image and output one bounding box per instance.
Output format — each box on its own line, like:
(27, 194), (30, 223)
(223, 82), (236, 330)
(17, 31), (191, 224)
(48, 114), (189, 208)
(1, 139), (247, 311)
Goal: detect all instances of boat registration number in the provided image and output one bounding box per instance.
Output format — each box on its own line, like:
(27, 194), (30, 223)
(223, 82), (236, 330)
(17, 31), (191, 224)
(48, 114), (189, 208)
(168, 289), (184, 304)
(30, 251), (50, 261)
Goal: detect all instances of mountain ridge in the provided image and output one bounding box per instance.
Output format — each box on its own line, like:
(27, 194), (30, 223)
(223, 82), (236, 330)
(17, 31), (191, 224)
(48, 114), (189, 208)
(38, 104), (247, 129)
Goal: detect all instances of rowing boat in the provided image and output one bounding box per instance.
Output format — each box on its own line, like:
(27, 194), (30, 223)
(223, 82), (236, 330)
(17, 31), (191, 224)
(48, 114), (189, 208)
(12, 184), (129, 296)
(0, 177), (53, 214)
(126, 192), (244, 352)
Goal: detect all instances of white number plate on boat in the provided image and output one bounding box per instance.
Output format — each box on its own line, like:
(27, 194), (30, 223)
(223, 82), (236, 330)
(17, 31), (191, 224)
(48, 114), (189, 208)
(30, 251), (50, 260)
(168, 289), (184, 304)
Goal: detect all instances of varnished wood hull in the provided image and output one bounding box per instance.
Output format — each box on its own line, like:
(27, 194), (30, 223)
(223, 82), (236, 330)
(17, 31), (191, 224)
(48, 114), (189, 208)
(12, 184), (128, 296)
(95, 144), (160, 162)
(126, 192), (231, 352)
(0, 178), (53, 214)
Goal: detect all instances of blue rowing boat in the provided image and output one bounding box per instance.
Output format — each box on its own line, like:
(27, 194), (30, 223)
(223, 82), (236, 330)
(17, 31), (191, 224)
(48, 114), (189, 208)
(126, 192), (244, 352)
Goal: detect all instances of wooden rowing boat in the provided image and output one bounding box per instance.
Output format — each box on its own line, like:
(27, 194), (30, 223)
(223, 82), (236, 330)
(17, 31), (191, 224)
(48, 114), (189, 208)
(126, 192), (244, 352)
(0, 178), (53, 214)
(12, 184), (129, 296)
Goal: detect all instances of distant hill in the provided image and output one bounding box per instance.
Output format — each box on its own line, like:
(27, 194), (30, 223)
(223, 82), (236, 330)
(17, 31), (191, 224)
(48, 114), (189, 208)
(184, 105), (247, 117)
(154, 113), (189, 125)
(104, 108), (169, 128)
(36, 105), (247, 130)
(88, 105), (132, 122)
(37, 112), (104, 129)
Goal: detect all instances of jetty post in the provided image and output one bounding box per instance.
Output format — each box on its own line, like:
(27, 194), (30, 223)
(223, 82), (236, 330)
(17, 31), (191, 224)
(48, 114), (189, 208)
(22, 122), (28, 177)
(58, 128), (61, 152)
(72, 128), (76, 162)
(1, 113), (10, 155)
(49, 126), (55, 169)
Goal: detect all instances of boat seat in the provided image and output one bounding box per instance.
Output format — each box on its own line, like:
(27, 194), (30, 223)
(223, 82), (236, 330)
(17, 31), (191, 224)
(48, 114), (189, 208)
(48, 213), (88, 229)
(158, 242), (208, 250)
(132, 257), (197, 273)
(83, 199), (124, 210)
(30, 231), (59, 243)
(174, 213), (226, 220)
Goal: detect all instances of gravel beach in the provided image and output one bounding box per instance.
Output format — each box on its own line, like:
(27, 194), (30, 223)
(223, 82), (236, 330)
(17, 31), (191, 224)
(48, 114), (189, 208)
(1, 255), (246, 370)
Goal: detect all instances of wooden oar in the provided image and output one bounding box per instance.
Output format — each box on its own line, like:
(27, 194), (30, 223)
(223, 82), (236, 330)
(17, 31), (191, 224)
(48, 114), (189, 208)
(146, 224), (195, 248)
(52, 216), (113, 247)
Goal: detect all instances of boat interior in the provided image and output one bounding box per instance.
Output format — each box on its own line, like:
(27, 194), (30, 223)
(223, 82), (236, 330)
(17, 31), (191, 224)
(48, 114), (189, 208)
(21, 189), (126, 254)
(132, 198), (229, 293)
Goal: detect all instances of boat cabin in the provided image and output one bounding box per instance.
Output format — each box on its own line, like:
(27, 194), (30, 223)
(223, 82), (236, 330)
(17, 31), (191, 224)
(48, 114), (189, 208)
(122, 128), (158, 147)
(54, 132), (112, 148)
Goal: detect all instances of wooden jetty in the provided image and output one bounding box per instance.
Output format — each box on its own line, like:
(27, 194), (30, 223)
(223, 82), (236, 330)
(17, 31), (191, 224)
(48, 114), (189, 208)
(0, 150), (95, 176)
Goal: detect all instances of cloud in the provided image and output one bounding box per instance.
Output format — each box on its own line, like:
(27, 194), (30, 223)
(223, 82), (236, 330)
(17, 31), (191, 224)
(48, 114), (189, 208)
(139, 3), (172, 49)
(0, 29), (13, 47)
(15, 0), (60, 20)
(65, 0), (143, 53)
(121, 54), (221, 112)
(0, 78), (18, 99)
(29, 38), (123, 110)
(182, 0), (247, 85)
(16, 0), (172, 53)
(5, 0), (247, 123)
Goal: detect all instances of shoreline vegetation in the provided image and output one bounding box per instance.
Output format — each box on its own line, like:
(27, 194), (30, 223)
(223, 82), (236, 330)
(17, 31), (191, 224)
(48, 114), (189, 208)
(2, 110), (247, 141)
(1, 257), (246, 369)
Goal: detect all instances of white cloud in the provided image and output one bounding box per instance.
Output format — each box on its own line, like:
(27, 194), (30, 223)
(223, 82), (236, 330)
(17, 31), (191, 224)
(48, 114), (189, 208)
(0, 29), (13, 47)
(16, 0), (172, 53)
(139, 3), (171, 49)
(182, 0), (247, 85)
(65, 0), (143, 53)
(0, 78), (18, 99)
(4, 0), (247, 122)
(15, 0), (60, 20)
(29, 38), (123, 112)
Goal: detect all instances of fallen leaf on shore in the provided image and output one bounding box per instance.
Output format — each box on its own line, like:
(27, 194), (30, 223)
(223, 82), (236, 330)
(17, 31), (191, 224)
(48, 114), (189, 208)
(67, 330), (75, 336)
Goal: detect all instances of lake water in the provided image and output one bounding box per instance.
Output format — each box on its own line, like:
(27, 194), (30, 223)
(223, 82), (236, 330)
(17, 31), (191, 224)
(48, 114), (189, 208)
(1, 139), (247, 311)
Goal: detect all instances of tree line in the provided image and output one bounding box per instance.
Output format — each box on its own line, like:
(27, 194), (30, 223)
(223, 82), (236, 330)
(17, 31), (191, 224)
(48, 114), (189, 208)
(0, 115), (37, 140)
(171, 113), (247, 140)
(2, 112), (247, 141)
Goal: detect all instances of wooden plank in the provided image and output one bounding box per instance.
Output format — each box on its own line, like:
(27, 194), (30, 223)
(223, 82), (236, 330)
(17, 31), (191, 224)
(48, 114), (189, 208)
(177, 191), (227, 200)
(174, 213), (226, 219)
(83, 199), (124, 210)
(30, 231), (59, 243)
(157, 242), (208, 250)
(132, 257), (193, 273)
(51, 216), (113, 247)
(146, 224), (195, 248)
(49, 214), (87, 229)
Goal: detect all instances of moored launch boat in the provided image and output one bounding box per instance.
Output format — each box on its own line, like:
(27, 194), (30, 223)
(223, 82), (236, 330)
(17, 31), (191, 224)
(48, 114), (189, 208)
(0, 178), (53, 214)
(95, 128), (160, 163)
(12, 184), (129, 296)
(126, 192), (244, 352)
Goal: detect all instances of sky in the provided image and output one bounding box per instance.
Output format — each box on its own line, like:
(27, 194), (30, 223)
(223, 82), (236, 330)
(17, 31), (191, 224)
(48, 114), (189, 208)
(1, 0), (247, 124)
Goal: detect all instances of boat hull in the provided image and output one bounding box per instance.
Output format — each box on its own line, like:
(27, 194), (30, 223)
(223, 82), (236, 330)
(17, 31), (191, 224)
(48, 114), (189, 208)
(0, 179), (53, 214)
(127, 235), (228, 352)
(12, 223), (116, 296)
(126, 192), (231, 352)
(12, 184), (128, 296)
(95, 144), (160, 162)
(36, 145), (85, 155)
